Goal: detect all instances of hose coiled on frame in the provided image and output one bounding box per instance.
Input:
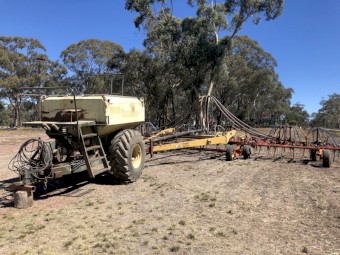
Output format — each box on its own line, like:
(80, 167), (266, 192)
(8, 138), (53, 180)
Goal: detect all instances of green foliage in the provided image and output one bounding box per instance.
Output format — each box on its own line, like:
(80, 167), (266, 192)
(284, 103), (309, 126)
(122, 49), (191, 128)
(127, 0), (284, 92)
(122, 32), (293, 127)
(213, 35), (293, 125)
(0, 101), (11, 126)
(311, 93), (340, 128)
(124, 0), (285, 127)
(0, 36), (66, 127)
(1, 2), (307, 130)
(60, 39), (124, 94)
(127, 0), (284, 32)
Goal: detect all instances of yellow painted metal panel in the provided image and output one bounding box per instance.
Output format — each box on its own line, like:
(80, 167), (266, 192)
(152, 130), (236, 152)
(148, 128), (176, 139)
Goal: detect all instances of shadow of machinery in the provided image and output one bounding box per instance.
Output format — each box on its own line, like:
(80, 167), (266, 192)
(253, 155), (331, 168)
(0, 170), (129, 207)
(0, 177), (20, 208)
(35, 171), (129, 200)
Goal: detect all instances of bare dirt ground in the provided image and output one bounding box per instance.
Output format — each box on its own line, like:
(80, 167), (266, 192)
(0, 129), (339, 255)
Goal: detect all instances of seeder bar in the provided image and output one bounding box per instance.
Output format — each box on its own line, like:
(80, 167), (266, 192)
(150, 130), (236, 152)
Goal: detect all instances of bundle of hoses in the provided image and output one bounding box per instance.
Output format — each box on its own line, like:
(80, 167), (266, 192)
(210, 96), (274, 140)
(315, 127), (339, 146)
(8, 138), (53, 180)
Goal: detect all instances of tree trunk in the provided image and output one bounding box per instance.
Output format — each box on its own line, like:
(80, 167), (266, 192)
(207, 80), (214, 96)
(13, 101), (21, 127)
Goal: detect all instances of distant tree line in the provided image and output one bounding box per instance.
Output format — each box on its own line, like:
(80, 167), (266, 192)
(0, 0), (338, 129)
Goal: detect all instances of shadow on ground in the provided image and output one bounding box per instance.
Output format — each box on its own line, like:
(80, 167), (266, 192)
(0, 171), (129, 208)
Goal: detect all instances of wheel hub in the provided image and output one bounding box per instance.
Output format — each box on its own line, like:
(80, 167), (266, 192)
(132, 144), (142, 169)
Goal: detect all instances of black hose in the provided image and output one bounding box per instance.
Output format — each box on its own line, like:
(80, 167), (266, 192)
(8, 138), (53, 180)
(210, 96), (270, 139)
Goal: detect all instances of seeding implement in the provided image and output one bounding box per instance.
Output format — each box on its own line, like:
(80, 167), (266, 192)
(8, 92), (147, 207)
(7, 93), (339, 208)
(145, 96), (339, 168)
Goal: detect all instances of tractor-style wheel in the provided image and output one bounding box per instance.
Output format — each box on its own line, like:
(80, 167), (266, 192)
(322, 149), (331, 168)
(242, 145), (251, 160)
(226, 145), (234, 161)
(108, 129), (145, 182)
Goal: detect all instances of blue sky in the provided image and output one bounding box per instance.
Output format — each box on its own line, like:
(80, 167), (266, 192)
(1, 0), (339, 115)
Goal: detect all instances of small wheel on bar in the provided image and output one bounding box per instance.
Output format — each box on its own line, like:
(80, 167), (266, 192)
(322, 149), (331, 168)
(242, 145), (251, 160)
(226, 144), (234, 161)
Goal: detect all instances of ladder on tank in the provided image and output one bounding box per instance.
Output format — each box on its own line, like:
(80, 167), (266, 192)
(78, 126), (110, 178)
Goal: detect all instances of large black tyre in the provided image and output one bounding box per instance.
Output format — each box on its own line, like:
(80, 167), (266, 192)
(322, 149), (331, 168)
(108, 129), (145, 182)
(242, 145), (251, 160)
(226, 145), (234, 161)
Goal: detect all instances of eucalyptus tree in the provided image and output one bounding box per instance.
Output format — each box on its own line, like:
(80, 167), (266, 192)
(311, 93), (340, 128)
(0, 36), (66, 126)
(61, 39), (124, 94)
(125, 0), (284, 127)
(121, 48), (183, 127)
(285, 103), (309, 126)
(122, 49), (164, 125)
(126, 0), (284, 95)
(213, 35), (292, 124)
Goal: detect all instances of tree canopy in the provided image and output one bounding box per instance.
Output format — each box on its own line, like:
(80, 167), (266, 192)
(213, 35), (293, 125)
(122, 0), (290, 127)
(60, 39), (124, 94)
(284, 103), (309, 126)
(126, 0), (284, 97)
(0, 36), (66, 126)
(1, 2), (337, 130)
(311, 93), (340, 129)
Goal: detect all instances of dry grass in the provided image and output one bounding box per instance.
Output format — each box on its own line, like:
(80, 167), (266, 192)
(0, 129), (339, 254)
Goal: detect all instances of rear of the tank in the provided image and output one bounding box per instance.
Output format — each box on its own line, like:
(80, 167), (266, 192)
(41, 95), (107, 123)
(41, 95), (145, 136)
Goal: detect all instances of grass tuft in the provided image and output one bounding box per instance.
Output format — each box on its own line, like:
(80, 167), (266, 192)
(169, 245), (180, 252)
(216, 231), (226, 237)
(301, 246), (308, 253)
(85, 201), (94, 206)
(231, 229), (238, 235)
(209, 227), (216, 232)
(178, 220), (186, 226)
(187, 233), (195, 240)
(64, 240), (73, 248)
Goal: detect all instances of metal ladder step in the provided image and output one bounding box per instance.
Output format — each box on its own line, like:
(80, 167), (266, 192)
(79, 126), (110, 178)
(82, 133), (98, 138)
(85, 145), (102, 152)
